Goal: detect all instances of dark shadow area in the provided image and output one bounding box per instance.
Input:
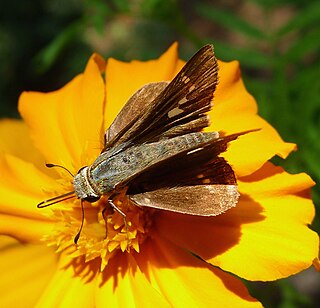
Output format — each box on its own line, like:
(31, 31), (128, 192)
(153, 193), (264, 260)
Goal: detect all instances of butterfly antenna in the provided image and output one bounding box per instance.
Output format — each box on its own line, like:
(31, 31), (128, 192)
(74, 200), (85, 244)
(46, 163), (74, 177)
(37, 191), (76, 208)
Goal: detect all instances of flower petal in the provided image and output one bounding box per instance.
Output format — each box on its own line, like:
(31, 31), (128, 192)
(96, 253), (170, 307)
(0, 214), (53, 243)
(18, 54), (106, 172)
(134, 236), (261, 307)
(0, 119), (47, 169)
(155, 163), (318, 281)
(35, 255), (98, 307)
(0, 154), (57, 242)
(0, 236), (57, 306)
(104, 43), (184, 129)
(208, 61), (296, 176)
(0, 154), (58, 216)
(214, 60), (257, 114)
(216, 163), (318, 280)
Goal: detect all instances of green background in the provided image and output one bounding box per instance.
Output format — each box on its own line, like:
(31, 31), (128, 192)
(0, 0), (319, 306)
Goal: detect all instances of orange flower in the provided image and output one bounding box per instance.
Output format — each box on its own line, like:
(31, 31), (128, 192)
(0, 43), (318, 307)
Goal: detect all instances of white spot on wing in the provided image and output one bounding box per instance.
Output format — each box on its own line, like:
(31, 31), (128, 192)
(168, 107), (184, 118)
(182, 76), (190, 83)
(143, 197), (151, 204)
(178, 97), (188, 105)
(187, 148), (202, 155)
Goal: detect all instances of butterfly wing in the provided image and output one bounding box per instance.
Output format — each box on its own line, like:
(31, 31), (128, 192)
(125, 132), (246, 195)
(104, 44), (218, 149)
(103, 45), (243, 216)
(128, 133), (244, 215)
(130, 184), (239, 216)
(104, 82), (168, 147)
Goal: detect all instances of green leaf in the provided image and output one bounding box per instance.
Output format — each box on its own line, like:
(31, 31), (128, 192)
(277, 2), (320, 36)
(277, 279), (311, 308)
(140, 0), (178, 21)
(111, 0), (130, 12)
(197, 5), (268, 40)
(83, 0), (112, 34)
(249, 0), (291, 9)
(33, 21), (84, 74)
(284, 28), (320, 62)
(244, 78), (273, 118)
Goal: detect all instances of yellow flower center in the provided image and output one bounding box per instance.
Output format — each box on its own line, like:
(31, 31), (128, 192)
(43, 192), (154, 271)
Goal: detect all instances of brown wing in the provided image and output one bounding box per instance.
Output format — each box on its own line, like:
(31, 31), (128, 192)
(130, 185), (239, 216)
(126, 132), (248, 195)
(104, 82), (168, 146)
(104, 44), (218, 150)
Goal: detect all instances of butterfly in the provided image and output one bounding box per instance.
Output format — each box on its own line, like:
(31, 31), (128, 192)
(38, 44), (245, 243)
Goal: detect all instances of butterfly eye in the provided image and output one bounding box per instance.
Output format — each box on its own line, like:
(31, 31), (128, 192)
(83, 196), (100, 203)
(77, 166), (88, 174)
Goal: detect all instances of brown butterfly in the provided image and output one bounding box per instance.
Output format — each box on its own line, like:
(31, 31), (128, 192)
(38, 45), (245, 243)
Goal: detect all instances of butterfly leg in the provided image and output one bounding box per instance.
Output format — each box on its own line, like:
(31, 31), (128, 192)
(107, 197), (126, 217)
(101, 203), (114, 239)
(102, 195), (129, 249)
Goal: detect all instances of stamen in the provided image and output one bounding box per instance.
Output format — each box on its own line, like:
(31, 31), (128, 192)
(43, 195), (155, 271)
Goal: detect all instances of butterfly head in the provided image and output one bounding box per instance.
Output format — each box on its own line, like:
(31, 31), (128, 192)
(73, 166), (100, 202)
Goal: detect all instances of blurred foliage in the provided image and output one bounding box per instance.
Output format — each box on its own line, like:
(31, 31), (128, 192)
(0, 0), (319, 306)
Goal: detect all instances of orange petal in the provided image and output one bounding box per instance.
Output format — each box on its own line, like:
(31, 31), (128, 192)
(18, 54), (106, 172)
(0, 154), (58, 242)
(208, 60), (296, 176)
(134, 236), (261, 307)
(0, 119), (47, 170)
(0, 154), (58, 216)
(0, 214), (53, 243)
(216, 118), (295, 177)
(215, 60), (257, 114)
(36, 255), (98, 307)
(0, 236), (57, 306)
(155, 163), (318, 281)
(104, 43), (184, 129)
(96, 253), (170, 306)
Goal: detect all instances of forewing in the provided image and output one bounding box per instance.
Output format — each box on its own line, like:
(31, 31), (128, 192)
(104, 82), (168, 147)
(105, 44), (218, 149)
(130, 185), (239, 216)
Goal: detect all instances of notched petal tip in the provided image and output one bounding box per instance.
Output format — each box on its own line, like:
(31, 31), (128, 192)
(313, 257), (320, 272)
(89, 53), (106, 73)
